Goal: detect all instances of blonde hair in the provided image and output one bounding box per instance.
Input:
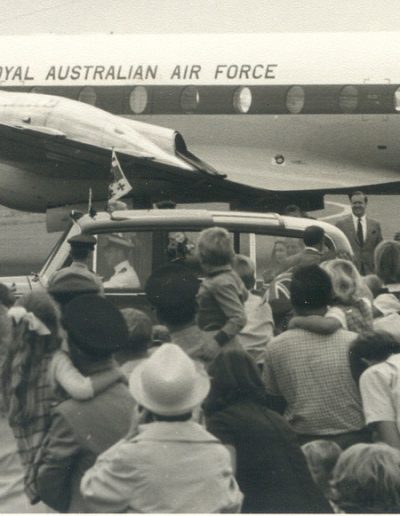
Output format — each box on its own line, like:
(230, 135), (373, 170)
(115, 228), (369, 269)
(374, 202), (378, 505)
(374, 240), (400, 284)
(321, 258), (363, 304)
(232, 254), (255, 290)
(196, 227), (234, 267)
(301, 440), (342, 497)
(331, 443), (400, 513)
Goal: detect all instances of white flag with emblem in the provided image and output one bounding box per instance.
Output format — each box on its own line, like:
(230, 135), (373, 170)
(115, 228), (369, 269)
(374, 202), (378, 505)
(108, 150), (132, 201)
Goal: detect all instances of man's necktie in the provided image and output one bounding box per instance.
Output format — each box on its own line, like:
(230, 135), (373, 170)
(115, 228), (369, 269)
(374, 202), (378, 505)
(357, 217), (364, 246)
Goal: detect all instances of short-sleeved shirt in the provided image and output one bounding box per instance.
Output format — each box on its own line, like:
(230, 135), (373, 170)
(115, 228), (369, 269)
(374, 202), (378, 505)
(263, 328), (365, 435)
(360, 354), (400, 430)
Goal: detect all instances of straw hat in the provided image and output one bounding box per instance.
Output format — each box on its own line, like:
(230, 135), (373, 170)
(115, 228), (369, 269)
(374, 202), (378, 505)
(129, 343), (210, 416)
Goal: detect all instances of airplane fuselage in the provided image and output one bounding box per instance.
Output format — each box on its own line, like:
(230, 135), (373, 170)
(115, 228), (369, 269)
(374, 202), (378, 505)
(0, 32), (399, 213)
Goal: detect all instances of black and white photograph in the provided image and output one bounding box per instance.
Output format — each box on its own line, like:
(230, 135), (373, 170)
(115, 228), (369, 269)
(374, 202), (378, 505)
(1, 0), (400, 513)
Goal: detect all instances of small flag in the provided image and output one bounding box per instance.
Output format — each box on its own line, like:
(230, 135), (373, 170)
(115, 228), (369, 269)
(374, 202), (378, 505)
(108, 150), (132, 201)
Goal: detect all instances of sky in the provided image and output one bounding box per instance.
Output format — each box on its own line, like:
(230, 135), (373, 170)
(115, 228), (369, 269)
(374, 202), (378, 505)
(1, 0), (400, 34)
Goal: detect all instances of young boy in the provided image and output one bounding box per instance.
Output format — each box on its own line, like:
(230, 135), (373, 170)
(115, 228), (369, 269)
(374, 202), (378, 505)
(195, 227), (248, 347)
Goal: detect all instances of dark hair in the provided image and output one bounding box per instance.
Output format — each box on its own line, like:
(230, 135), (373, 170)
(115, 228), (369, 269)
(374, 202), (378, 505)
(290, 265), (332, 311)
(349, 190), (368, 203)
(303, 226), (325, 247)
(155, 302), (197, 326)
(349, 331), (400, 384)
(203, 348), (269, 413)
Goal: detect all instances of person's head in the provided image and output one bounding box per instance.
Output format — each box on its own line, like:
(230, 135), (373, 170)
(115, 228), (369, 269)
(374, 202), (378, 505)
(349, 191), (368, 218)
(331, 443), (400, 513)
(107, 199), (128, 212)
(167, 231), (190, 262)
(48, 271), (102, 309)
(120, 308), (153, 357)
(283, 204), (306, 217)
(374, 240), (400, 284)
(363, 274), (385, 298)
(152, 324), (171, 346)
(285, 237), (304, 256)
(321, 258), (363, 304)
(129, 343), (210, 418)
(271, 240), (288, 262)
(16, 290), (61, 336)
(204, 348), (268, 413)
(62, 294), (129, 363)
(2, 290), (62, 424)
(102, 234), (133, 269)
(290, 265), (333, 315)
(67, 234), (97, 262)
(145, 263), (200, 327)
(303, 225), (325, 250)
(301, 440), (342, 498)
(232, 254), (256, 290)
(196, 227), (234, 269)
(349, 330), (400, 384)
(0, 283), (15, 308)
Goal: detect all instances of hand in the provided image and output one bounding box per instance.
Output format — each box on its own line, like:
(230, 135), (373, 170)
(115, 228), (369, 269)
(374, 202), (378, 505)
(125, 405), (151, 440)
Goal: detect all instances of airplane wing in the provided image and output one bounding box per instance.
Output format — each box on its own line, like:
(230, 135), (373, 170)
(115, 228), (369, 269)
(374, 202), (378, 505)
(191, 144), (400, 195)
(0, 118), (398, 212)
(0, 120), (229, 198)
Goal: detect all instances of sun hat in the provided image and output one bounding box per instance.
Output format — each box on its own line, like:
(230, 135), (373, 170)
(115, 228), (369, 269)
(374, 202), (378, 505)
(129, 343), (210, 416)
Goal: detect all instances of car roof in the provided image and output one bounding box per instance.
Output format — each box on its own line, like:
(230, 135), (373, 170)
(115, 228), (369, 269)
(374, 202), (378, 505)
(74, 209), (351, 251)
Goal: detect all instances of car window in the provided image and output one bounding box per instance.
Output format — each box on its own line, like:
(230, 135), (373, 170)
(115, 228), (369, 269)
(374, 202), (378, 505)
(93, 228), (319, 292)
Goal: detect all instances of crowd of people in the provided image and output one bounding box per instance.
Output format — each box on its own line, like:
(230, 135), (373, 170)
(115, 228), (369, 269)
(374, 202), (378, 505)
(0, 191), (400, 513)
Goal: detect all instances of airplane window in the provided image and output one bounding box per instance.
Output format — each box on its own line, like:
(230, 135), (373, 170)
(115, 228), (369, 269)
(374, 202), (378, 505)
(339, 85), (358, 113)
(286, 86), (305, 114)
(78, 87), (97, 106)
(129, 86), (148, 114)
(233, 86), (252, 113)
(180, 86), (200, 113)
(393, 87), (400, 112)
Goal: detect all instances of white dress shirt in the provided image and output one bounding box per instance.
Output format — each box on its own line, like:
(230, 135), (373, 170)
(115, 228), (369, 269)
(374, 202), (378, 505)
(352, 213), (367, 242)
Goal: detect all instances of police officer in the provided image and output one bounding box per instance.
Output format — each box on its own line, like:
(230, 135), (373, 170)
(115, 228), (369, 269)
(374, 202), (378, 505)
(48, 234), (104, 295)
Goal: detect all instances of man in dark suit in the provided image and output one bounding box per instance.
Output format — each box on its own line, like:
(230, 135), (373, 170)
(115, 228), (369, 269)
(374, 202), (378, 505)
(336, 191), (383, 275)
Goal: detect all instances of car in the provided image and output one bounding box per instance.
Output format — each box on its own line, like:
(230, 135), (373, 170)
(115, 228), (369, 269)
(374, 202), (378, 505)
(0, 208), (353, 313)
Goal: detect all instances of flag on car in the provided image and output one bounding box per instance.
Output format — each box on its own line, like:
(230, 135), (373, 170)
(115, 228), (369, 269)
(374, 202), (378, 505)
(108, 150), (132, 201)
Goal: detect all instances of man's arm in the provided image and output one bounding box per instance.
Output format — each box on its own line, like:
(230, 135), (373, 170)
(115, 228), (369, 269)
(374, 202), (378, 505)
(35, 409), (80, 512)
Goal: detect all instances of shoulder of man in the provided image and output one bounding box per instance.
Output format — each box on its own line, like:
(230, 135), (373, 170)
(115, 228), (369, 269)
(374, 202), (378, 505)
(335, 214), (352, 227)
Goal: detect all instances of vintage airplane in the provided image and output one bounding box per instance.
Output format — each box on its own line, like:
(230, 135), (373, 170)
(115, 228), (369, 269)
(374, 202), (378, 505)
(1, 32), (400, 221)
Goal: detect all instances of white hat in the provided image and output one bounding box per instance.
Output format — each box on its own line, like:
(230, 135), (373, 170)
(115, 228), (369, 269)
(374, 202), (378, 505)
(129, 343), (210, 416)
